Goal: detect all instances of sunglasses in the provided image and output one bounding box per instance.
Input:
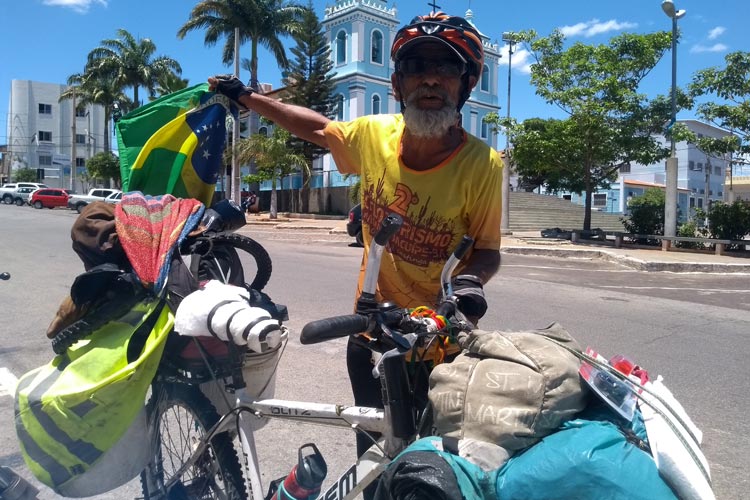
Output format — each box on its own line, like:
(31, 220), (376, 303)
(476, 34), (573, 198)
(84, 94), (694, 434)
(398, 57), (467, 78)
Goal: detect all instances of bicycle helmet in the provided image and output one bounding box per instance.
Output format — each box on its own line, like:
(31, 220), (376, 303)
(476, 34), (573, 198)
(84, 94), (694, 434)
(391, 12), (484, 110)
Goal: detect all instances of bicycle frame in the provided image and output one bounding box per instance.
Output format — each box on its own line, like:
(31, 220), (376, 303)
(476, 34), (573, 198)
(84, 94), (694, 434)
(161, 214), (473, 500)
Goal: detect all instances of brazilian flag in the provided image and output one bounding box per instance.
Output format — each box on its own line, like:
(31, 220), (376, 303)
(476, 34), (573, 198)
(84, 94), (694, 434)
(115, 84), (238, 206)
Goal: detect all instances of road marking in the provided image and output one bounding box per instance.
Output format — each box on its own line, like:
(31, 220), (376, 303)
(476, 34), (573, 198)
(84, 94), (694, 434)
(0, 367), (18, 398)
(600, 285), (750, 293)
(501, 264), (636, 273)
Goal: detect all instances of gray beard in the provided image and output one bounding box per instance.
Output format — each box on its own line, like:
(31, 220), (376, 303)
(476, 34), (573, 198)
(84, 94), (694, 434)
(402, 91), (460, 139)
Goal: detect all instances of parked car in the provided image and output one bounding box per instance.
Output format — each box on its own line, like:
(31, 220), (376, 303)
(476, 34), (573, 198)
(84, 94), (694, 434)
(11, 186), (38, 206)
(30, 188), (70, 209)
(1, 182), (47, 204)
(104, 191), (123, 204)
(67, 188), (121, 213)
(347, 203), (363, 247)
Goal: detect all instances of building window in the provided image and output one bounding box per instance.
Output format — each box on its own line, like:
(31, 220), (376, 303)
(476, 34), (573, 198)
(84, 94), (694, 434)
(76, 158), (86, 167)
(371, 30), (383, 64)
(714, 166), (721, 176)
(336, 31), (347, 65)
(258, 126), (268, 137)
(620, 164), (631, 173)
(689, 197), (695, 208)
(697, 198), (703, 208)
(38, 104), (52, 115)
(593, 194), (607, 207)
(718, 191), (723, 197)
(480, 64), (490, 92)
(699, 188), (705, 194)
(480, 120), (488, 139)
(696, 162), (703, 172)
(372, 94), (381, 115)
(76, 134), (86, 145)
(688, 160), (695, 170)
(38, 131), (52, 142)
(563, 194), (572, 201)
(336, 94), (345, 121)
(76, 108), (87, 118)
(39, 155), (52, 166)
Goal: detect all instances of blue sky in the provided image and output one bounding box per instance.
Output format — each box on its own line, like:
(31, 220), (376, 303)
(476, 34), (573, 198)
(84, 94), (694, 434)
(2, 0), (749, 147)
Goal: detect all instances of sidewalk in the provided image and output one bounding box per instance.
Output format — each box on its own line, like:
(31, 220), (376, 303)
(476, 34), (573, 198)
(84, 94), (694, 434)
(242, 213), (750, 274)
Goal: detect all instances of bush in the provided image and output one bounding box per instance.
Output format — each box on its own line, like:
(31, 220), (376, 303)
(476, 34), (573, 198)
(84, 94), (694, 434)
(703, 200), (750, 245)
(675, 220), (702, 249)
(622, 188), (665, 244)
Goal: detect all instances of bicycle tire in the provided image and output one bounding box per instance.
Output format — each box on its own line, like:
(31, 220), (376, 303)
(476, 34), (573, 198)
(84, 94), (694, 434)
(140, 382), (247, 500)
(200, 233), (273, 291)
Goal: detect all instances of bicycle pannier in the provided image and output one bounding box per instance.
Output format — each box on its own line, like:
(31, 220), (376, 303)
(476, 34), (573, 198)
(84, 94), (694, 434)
(428, 323), (588, 451)
(14, 297), (172, 497)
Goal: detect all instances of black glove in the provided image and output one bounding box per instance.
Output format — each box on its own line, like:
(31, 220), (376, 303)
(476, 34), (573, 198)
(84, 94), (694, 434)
(211, 75), (254, 105)
(451, 274), (487, 320)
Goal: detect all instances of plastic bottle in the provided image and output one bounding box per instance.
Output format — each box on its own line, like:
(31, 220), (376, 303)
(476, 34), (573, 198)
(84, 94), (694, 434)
(271, 443), (327, 500)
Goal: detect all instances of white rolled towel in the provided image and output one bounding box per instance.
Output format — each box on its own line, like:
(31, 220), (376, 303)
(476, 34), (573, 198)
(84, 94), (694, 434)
(175, 280), (281, 352)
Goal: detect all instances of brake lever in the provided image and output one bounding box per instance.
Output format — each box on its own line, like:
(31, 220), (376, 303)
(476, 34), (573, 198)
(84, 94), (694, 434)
(371, 333), (418, 378)
(380, 322), (412, 351)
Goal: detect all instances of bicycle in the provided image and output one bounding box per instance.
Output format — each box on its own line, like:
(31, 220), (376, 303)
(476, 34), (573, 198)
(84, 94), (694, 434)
(138, 213), (476, 500)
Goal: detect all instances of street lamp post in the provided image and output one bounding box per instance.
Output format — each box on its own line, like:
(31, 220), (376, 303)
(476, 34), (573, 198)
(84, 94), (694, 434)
(501, 31), (518, 236)
(661, 0), (686, 241)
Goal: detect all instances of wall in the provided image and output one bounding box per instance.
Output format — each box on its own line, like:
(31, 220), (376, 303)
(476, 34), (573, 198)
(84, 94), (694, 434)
(258, 186), (355, 215)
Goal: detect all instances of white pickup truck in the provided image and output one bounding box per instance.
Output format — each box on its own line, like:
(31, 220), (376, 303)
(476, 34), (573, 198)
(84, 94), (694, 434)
(0, 182), (47, 204)
(67, 188), (122, 213)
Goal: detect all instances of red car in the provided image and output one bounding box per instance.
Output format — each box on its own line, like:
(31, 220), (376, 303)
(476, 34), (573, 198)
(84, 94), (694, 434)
(30, 188), (70, 209)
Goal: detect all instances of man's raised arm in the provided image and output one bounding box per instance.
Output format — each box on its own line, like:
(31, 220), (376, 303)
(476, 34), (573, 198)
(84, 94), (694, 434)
(209, 75), (331, 149)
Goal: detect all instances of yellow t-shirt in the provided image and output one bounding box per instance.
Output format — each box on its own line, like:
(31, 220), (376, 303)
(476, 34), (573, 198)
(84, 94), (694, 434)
(325, 114), (503, 308)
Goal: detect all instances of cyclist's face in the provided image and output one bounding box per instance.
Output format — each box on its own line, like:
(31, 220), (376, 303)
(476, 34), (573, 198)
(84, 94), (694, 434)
(392, 42), (468, 110)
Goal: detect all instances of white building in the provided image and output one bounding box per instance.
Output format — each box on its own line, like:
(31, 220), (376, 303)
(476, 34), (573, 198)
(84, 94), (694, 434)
(5, 80), (106, 190)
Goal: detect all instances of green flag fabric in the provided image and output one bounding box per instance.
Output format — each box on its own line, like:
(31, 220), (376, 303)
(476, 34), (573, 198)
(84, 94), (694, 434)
(115, 84), (237, 206)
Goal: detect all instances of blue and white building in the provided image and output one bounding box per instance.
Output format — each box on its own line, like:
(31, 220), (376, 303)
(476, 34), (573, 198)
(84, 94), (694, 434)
(274, 0), (502, 190)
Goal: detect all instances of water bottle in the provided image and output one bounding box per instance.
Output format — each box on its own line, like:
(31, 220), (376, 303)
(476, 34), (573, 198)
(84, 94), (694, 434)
(271, 443), (327, 500)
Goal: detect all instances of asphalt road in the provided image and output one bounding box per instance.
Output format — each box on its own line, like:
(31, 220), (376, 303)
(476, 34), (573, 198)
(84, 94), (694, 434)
(0, 206), (748, 499)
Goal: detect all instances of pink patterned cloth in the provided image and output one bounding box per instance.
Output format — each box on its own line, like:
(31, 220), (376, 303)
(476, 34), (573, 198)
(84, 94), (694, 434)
(115, 192), (204, 290)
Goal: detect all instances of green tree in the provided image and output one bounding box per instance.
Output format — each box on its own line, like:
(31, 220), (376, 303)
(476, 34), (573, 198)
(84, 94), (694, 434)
(87, 28), (182, 107)
(86, 152), (122, 188)
(152, 72), (190, 98)
(178, 0), (306, 89)
(282, 2), (337, 213)
(234, 127), (306, 218)
(525, 30), (677, 230)
(13, 168), (37, 182)
(689, 51), (750, 167)
(60, 66), (131, 153)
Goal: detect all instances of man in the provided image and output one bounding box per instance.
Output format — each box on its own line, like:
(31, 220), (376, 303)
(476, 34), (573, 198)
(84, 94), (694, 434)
(210, 10), (502, 456)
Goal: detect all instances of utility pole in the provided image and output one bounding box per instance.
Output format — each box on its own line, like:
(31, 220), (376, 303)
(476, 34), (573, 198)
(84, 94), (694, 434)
(71, 89), (76, 191)
(501, 32), (518, 236)
(231, 27), (241, 204)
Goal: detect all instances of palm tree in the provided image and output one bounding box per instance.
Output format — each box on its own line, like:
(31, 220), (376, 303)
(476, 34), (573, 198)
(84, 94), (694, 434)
(87, 28), (182, 107)
(234, 127), (307, 218)
(177, 0), (307, 89)
(59, 67), (131, 153)
(152, 72), (190, 99)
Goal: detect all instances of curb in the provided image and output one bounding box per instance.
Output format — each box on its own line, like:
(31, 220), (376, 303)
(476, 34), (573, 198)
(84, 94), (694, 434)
(501, 246), (750, 274)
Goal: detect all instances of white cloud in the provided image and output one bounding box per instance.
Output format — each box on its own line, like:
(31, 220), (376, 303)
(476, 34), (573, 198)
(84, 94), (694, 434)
(707, 26), (726, 40)
(559, 19), (638, 38)
(690, 43), (728, 54)
(42, 0), (107, 14)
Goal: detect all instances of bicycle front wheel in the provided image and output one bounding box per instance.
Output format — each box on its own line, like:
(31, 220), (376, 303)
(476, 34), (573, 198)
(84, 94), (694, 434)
(140, 383), (246, 500)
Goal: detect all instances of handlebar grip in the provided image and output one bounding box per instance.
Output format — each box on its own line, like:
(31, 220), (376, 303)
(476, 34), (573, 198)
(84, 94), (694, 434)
(453, 235), (474, 260)
(300, 314), (370, 345)
(373, 213), (403, 246)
